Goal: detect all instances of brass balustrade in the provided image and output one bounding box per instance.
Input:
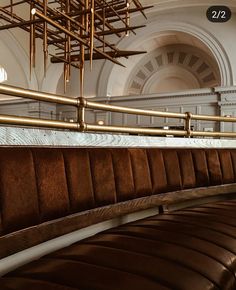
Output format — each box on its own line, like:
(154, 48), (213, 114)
(0, 83), (236, 138)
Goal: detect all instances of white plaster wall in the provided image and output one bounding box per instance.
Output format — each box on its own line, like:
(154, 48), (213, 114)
(56, 61), (105, 98)
(0, 39), (27, 88)
(0, 27), (38, 93)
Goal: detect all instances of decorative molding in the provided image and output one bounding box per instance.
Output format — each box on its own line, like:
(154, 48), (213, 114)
(219, 102), (236, 107)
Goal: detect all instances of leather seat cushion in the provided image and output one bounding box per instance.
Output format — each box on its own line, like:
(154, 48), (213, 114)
(2, 199), (236, 290)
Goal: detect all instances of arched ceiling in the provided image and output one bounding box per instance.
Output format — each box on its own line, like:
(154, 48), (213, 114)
(126, 43), (220, 95)
(140, 31), (214, 58)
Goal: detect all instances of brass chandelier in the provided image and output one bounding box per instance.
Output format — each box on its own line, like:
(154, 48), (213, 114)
(0, 0), (151, 95)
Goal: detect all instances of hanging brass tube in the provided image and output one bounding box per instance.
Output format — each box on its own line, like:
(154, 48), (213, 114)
(43, 0), (48, 78)
(90, 0), (95, 70)
(31, 8), (125, 67)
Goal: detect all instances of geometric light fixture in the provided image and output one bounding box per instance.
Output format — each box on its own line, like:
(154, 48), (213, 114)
(0, 1), (152, 95)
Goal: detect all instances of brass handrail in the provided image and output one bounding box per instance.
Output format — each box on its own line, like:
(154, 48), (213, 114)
(85, 124), (187, 136)
(0, 84), (78, 106)
(84, 100), (186, 119)
(0, 114), (79, 130)
(0, 83), (236, 138)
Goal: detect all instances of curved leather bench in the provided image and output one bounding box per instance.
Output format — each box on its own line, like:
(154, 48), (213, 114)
(1, 147), (236, 289)
(2, 200), (236, 290)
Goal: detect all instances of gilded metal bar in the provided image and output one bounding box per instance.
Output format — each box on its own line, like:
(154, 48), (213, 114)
(0, 114), (79, 130)
(94, 10), (122, 38)
(10, 0), (13, 18)
(51, 50), (146, 62)
(192, 131), (236, 138)
(55, 9), (85, 32)
(29, 2), (34, 80)
(49, 53), (81, 69)
(99, 6), (153, 19)
(125, 0), (130, 36)
(132, 0), (147, 19)
(64, 63), (68, 93)
(80, 40), (85, 98)
(31, 8), (125, 67)
(98, 0), (132, 33)
(79, 3), (85, 97)
(85, 124), (187, 136)
(85, 0), (89, 32)
(102, 6), (105, 51)
(90, 0), (95, 70)
(43, 0), (48, 77)
(0, 84), (78, 106)
(191, 114), (236, 122)
(85, 100), (186, 119)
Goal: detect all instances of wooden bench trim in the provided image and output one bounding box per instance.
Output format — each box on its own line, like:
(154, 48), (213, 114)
(0, 183), (235, 260)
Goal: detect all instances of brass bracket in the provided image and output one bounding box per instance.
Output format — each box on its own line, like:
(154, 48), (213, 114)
(185, 112), (192, 138)
(78, 97), (87, 132)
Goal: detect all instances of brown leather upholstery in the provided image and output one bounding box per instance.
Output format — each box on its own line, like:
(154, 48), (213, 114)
(0, 148), (236, 257)
(2, 199), (236, 290)
(1, 147), (236, 289)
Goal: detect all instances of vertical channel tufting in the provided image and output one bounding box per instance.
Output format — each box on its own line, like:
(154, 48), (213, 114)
(218, 149), (234, 184)
(205, 149), (223, 185)
(63, 149), (95, 212)
(32, 148), (70, 222)
(162, 149), (182, 191)
(191, 149), (210, 187)
(111, 148), (135, 202)
(146, 149), (168, 194)
(128, 149), (152, 198)
(88, 149), (116, 206)
(230, 150), (236, 181)
(0, 148), (40, 234)
(177, 150), (196, 189)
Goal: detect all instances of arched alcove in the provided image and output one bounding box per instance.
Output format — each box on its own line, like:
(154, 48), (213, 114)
(98, 20), (232, 97)
(126, 43), (220, 95)
(142, 65), (200, 94)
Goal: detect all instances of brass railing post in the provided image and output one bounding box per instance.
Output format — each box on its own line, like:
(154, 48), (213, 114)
(78, 97), (87, 132)
(185, 112), (192, 138)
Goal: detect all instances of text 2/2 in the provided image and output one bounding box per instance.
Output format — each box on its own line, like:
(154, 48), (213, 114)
(207, 6), (231, 22)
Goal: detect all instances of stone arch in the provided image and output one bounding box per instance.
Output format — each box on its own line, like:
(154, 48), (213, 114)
(98, 20), (232, 96)
(126, 44), (220, 95)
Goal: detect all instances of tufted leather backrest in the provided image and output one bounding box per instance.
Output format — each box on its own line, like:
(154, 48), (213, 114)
(0, 147), (235, 237)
